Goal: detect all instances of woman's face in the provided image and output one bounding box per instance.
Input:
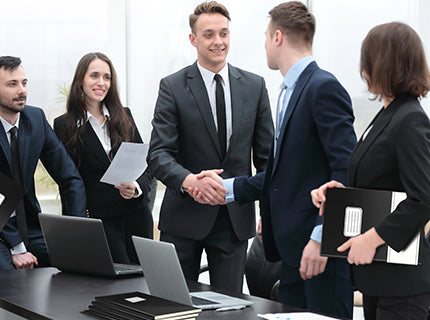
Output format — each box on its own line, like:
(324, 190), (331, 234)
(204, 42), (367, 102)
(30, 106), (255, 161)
(82, 58), (111, 108)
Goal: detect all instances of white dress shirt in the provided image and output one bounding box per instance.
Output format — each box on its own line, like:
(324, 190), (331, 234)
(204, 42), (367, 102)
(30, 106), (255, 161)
(86, 106), (142, 197)
(197, 62), (233, 150)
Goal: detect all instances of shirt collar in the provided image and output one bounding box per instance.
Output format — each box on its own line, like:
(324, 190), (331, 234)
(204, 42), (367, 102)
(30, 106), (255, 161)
(0, 113), (20, 133)
(84, 105), (110, 127)
(197, 61), (229, 87)
(283, 56), (314, 88)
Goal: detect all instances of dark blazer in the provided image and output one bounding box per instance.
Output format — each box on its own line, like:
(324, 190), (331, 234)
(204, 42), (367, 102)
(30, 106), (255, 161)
(147, 62), (273, 241)
(0, 105), (86, 248)
(54, 108), (153, 221)
(234, 62), (357, 266)
(348, 94), (430, 297)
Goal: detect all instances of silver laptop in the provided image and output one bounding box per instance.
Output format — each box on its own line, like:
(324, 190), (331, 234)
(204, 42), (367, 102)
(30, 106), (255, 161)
(132, 236), (253, 310)
(39, 214), (142, 277)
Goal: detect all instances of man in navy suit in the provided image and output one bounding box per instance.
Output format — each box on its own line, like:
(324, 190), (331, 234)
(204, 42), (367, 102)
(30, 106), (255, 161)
(193, 2), (356, 318)
(0, 56), (86, 270)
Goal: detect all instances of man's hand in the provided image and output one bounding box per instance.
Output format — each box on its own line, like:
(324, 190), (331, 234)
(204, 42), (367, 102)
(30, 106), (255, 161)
(183, 170), (227, 205)
(257, 217), (262, 242)
(299, 239), (327, 280)
(115, 182), (136, 199)
(338, 227), (385, 265)
(12, 252), (38, 269)
(310, 180), (345, 216)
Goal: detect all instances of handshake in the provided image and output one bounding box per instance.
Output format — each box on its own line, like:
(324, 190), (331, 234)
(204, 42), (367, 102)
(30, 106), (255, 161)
(182, 169), (227, 205)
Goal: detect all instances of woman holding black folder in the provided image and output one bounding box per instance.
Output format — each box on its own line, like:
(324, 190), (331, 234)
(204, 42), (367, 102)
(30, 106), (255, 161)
(311, 22), (430, 320)
(54, 52), (154, 264)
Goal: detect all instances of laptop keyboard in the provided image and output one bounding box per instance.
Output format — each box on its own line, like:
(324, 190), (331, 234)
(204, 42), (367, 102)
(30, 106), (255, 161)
(191, 295), (220, 306)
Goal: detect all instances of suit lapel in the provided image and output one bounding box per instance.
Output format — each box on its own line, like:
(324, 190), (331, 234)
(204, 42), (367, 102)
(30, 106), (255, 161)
(228, 64), (244, 157)
(187, 62), (223, 159)
(18, 113), (31, 181)
(0, 124), (12, 175)
(272, 62), (317, 174)
(82, 124), (111, 166)
(348, 105), (394, 186)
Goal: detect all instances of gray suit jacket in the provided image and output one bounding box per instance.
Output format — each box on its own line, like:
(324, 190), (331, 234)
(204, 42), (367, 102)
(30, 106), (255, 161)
(148, 62), (273, 241)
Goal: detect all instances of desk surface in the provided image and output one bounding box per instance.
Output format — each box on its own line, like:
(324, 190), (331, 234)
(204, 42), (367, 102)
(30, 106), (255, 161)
(0, 268), (298, 320)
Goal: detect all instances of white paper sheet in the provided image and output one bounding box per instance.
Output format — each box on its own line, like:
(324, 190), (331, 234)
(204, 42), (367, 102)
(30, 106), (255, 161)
(258, 312), (341, 320)
(100, 142), (149, 186)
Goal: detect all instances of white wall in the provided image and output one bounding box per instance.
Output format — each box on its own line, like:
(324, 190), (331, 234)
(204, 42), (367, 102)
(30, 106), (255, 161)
(0, 0), (126, 122)
(312, 0), (429, 136)
(0, 0), (429, 139)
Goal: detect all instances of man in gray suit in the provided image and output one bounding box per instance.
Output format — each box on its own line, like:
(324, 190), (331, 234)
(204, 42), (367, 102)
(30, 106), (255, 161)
(147, 1), (273, 292)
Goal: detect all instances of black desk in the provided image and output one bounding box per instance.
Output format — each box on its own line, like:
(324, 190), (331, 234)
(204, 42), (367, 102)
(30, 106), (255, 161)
(0, 268), (299, 320)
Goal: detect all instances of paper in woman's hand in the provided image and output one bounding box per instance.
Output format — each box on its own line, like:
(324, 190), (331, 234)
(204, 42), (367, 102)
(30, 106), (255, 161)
(100, 142), (149, 186)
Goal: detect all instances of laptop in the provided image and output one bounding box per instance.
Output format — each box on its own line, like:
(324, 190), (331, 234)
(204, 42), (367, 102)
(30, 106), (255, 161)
(39, 214), (142, 277)
(132, 236), (253, 310)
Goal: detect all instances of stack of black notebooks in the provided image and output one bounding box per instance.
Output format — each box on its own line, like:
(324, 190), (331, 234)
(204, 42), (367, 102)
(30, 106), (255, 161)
(83, 292), (201, 320)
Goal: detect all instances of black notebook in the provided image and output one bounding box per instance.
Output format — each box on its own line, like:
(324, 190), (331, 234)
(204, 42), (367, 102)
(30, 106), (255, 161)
(0, 172), (25, 231)
(321, 187), (421, 265)
(85, 291), (201, 320)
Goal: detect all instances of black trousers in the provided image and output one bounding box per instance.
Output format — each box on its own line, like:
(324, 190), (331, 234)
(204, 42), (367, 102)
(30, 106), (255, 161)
(102, 210), (153, 264)
(363, 292), (430, 320)
(161, 206), (248, 293)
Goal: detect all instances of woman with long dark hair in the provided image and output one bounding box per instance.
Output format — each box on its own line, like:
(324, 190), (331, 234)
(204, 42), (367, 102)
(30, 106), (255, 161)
(54, 52), (153, 264)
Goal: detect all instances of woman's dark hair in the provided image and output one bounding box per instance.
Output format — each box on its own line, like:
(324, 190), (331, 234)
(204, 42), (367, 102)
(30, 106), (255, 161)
(63, 52), (133, 164)
(360, 22), (430, 100)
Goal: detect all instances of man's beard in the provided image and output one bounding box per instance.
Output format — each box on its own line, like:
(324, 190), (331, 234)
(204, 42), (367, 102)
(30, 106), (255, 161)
(0, 94), (26, 113)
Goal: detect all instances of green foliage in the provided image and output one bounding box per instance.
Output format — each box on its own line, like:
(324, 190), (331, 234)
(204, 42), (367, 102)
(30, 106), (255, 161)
(34, 162), (59, 199)
(54, 83), (70, 108)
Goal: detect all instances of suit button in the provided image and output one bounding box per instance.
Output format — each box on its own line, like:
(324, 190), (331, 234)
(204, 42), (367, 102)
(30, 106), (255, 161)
(273, 188), (278, 192)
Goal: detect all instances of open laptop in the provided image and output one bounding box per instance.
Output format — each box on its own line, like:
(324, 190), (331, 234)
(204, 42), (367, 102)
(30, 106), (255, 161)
(132, 236), (253, 310)
(39, 214), (142, 277)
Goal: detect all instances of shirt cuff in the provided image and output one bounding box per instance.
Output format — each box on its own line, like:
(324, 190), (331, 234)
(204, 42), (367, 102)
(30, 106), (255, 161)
(223, 178), (235, 203)
(132, 181), (142, 198)
(10, 242), (27, 255)
(310, 225), (323, 243)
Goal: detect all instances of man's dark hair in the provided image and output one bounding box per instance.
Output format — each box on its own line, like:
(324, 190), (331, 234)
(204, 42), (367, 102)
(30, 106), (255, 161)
(189, 1), (230, 34)
(268, 1), (315, 49)
(0, 56), (22, 71)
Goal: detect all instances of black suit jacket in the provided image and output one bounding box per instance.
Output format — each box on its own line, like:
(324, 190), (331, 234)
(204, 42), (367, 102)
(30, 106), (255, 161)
(348, 94), (430, 296)
(0, 106), (86, 248)
(148, 62), (273, 241)
(234, 62), (357, 266)
(54, 108), (153, 220)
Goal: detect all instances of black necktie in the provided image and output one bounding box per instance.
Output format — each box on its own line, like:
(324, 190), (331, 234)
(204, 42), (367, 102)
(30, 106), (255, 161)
(214, 74), (226, 158)
(9, 127), (28, 246)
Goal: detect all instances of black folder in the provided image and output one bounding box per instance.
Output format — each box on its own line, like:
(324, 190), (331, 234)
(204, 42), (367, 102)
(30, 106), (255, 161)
(321, 187), (421, 265)
(0, 172), (25, 232)
(84, 291), (201, 320)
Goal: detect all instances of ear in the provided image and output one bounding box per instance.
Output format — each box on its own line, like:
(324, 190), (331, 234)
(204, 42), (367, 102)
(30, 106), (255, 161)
(274, 29), (283, 47)
(189, 33), (197, 48)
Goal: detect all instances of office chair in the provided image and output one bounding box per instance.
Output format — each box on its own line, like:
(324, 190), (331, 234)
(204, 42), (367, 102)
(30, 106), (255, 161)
(244, 235), (282, 300)
(198, 235), (282, 300)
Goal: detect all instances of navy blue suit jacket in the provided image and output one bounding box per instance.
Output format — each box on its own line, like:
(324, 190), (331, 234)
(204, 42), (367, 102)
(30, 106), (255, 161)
(0, 106), (86, 248)
(234, 62), (356, 266)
